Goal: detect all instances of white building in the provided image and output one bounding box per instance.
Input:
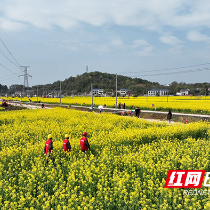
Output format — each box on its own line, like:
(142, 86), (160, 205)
(92, 89), (104, 96)
(148, 89), (159, 96)
(160, 89), (168, 96)
(15, 91), (22, 96)
(180, 89), (189, 96)
(119, 89), (130, 96)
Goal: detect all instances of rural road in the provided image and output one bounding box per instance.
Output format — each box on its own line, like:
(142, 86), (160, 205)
(6, 100), (210, 124)
(7, 101), (177, 124)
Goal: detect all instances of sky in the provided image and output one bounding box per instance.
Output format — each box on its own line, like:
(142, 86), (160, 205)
(1, 0), (210, 87)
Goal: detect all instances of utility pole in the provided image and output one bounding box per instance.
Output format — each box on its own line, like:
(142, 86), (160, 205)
(19, 66), (32, 97)
(86, 65), (88, 73)
(146, 88), (148, 102)
(60, 81), (62, 105)
(167, 90), (168, 103)
(116, 73), (117, 109)
(205, 88), (206, 100)
(91, 83), (93, 109)
(37, 85), (38, 102)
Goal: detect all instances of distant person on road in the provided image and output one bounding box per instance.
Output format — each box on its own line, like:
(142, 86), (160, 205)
(63, 134), (71, 153)
(135, 107), (140, 118)
(89, 107), (93, 112)
(167, 110), (172, 125)
(123, 103), (125, 109)
(80, 132), (90, 153)
(41, 103), (45, 108)
(118, 102), (121, 109)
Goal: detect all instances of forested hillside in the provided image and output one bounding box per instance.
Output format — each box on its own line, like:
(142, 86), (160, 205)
(33, 71), (160, 95)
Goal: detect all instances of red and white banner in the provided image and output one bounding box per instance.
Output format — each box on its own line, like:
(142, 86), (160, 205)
(164, 170), (205, 188)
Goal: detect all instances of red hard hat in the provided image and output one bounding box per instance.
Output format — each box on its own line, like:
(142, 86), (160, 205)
(82, 132), (87, 136)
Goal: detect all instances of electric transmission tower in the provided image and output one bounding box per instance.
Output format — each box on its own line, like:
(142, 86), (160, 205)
(19, 66), (32, 95)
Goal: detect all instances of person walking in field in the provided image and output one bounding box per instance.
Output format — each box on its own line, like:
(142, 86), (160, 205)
(167, 110), (172, 125)
(63, 134), (71, 153)
(44, 134), (53, 154)
(44, 134), (54, 165)
(118, 102), (121, 109)
(135, 107), (141, 118)
(80, 132), (90, 153)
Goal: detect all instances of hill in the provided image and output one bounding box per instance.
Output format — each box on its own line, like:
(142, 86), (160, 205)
(32, 71), (161, 95)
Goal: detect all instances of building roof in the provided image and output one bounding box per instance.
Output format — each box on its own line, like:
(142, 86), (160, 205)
(180, 89), (189, 92)
(149, 89), (159, 91)
(120, 88), (130, 91)
(160, 89), (168, 91)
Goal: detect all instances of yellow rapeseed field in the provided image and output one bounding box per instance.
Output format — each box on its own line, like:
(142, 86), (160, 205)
(5, 95), (210, 114)
(0, 107), (210, 209)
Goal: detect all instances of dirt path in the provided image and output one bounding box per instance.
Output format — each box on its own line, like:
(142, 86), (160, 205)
(8, 101), (51, 110)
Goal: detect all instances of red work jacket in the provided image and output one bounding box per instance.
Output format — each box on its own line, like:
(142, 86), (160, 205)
(45, 139), (53, 154)
(63, 139), (70, 152)
(80, 137), (88, 151)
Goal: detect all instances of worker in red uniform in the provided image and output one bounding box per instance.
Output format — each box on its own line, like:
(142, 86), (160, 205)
(44, 134), (53, 165)
(63, 134), (71, 153)
(44, 134), (53, 154)
(80, 132), (90, 153)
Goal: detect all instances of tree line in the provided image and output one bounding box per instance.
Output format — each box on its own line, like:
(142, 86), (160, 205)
(4, 71), (210, 96)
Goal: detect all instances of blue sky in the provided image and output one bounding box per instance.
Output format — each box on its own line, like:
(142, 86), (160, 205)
(0, 0), (210, 87)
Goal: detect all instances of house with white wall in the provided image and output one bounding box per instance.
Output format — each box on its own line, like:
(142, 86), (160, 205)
(92, 89), (104, 96)
(148, 89), (159, 96)
(160, 89), (168, 96)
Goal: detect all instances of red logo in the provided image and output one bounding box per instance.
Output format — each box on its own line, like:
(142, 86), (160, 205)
(164, 170), (205, 188)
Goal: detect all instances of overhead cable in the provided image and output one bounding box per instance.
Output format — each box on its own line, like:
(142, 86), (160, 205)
(0, 37), (21, 67)
(0, 78), (20, 84)
(0, 25), (27, 64)
(0, 76), (19, 83)
(0, 49), (21, 69)
(130, 67), (210, 77)
(124, 62), (210, 74)
(0, 62), (20, 75)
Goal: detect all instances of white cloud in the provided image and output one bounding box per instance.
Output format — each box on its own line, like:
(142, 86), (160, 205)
(134, 46), (153, 56)
(110, 38), (124, 46)
(53, 36), (153, 56)
(168, 45), (184, 53)
(109, 38), (153, 56)
(187, 31), (210, 43)
(132, 39), (150, 48)
(159, 36), (182, 45)
(1, 0), (210, 31)
(0, 19), (26, 31)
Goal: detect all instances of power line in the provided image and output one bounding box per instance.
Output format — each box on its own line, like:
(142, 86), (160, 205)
(0, 77), (20, 84)
(129, 67), (210, 77)
(123, 62), (210, 74)
(0, 62), (21, 75)
(0, 25), (28, 65)
(0, 49), (21, 69)
(0, 74), (19, 80)
(0, 37), (21, 67)
(0, 74), (19, 79)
